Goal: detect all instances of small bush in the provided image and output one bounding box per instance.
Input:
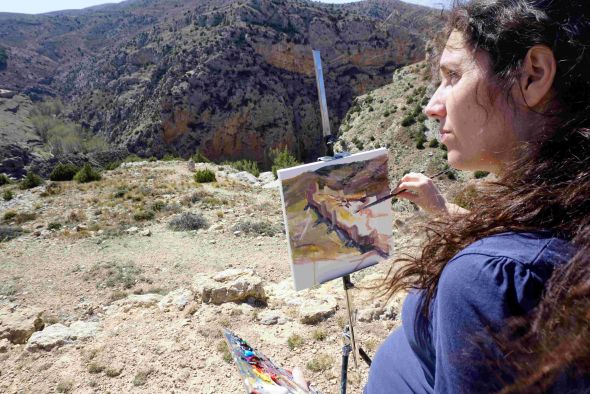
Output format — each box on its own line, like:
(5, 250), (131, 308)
(271, 147), (301, 179)
(3, 189), (13, 201)
(306, 354), (332, 372)
(47, 222), (62, 231)
(191, 151), (210, 163)
(428, 139), (439, 148)
(440, 144), (447, 151)
(50, 162), (80, 181)
(232, 220), (278, 236)
(287, 334), (303, 350)
(133, 369), (153, 386)
(474, 170), (490, 179)
(453, 184), (478, 209)
(74, 163), (101, 183)
(447, 171), (457, 180)
(223, 160), (260, 177)
(14, 212), (36, 224)
(168, 212), (209, 231)
(0, 225), (23, 242)
(401, 115), (416, 127)
(133, 210), (155, 221)
(56, 380), (73, 393)
(124, 154), (143, 163)
(0, 173), (9, 186)
(162, 154), (181, 161)
(104, 161), (121, 171)
(105, 367), (123, 377)
(312, 329), (327, 341)
(19, 172), (43, 190)
(194, 169), (216, 183)
(150, 200), (166, 212)
(3, 210), (17, 222)
(216, 340), (233, 364)
(88, 363), (105, 374)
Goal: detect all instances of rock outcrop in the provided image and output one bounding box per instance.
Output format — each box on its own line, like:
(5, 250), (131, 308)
(0, 0), (442, 171)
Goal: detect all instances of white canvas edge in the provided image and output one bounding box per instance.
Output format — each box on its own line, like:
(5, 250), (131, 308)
(277, 148), (389, 291)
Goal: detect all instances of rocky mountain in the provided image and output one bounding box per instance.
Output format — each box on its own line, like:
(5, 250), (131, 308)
(0, 0), (442, 176)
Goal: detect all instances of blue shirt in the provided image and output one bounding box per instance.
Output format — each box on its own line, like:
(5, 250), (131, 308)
(365, 232), (581, 393)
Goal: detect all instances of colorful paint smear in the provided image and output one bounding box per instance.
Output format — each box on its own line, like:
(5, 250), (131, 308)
(223, 329), (320, 394)
(278, 148), (393, 290)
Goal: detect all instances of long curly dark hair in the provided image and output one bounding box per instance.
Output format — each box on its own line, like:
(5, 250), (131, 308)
(385, 0), (590, 392)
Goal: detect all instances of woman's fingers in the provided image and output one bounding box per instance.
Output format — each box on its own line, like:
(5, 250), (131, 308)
(292, 366), (309, 389)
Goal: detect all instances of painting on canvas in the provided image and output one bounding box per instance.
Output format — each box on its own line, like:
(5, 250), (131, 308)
(278, 148), (393, 291)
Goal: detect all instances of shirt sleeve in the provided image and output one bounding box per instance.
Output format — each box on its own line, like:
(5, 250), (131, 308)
(433, 253), (549, 393)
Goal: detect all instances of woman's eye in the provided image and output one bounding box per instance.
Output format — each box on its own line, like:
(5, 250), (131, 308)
(447, 71), (460, 83)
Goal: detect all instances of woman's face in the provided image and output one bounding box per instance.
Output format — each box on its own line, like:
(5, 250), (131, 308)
(425, 31), (522, 174)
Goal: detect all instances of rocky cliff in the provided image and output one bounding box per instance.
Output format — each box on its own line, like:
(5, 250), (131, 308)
(0, 0), (442, 175)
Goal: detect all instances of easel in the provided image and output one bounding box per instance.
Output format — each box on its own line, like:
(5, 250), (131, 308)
(313, 50), (372, 394)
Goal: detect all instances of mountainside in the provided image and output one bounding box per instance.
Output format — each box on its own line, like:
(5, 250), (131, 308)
(0, 0), (442, 176)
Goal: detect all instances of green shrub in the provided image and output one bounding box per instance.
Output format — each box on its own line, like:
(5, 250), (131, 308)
(50, 162), (80, 181)
(447, 171), (457, 180)
(428, 139), (439, 148)
(415, 135), (427, 150)
(287, 334), (303, 350)
(3, 211), (17, 222)
(223, 160), (260, 177)
(162, 154), (181, 161)
(47, 222), (62, 231)
(401, 115), (416, 127)
(453, 184), (478, 209)
(74, 163), (101, 183)
(168, 212), (209, 231)
(191, 151), (210, 163)
(19, 172), (43, 190)
(124, 154), (143, 163)
(271, 147), (300, 179)
(150, 200), (166, 212)
(352, 136), (364, 151)
(194, 169), (216, 183)
(3, 189), (13, 201)
(216, 341), (233, 364)
(440, 144), (447, 151)
(133, 210), (155, 221)
(104, 161), (121, 171)
(474, 170), (490, 179)
(0, 173), (9, 186)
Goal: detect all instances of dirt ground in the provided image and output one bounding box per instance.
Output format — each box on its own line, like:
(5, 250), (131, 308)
(0, 161), (423, 394)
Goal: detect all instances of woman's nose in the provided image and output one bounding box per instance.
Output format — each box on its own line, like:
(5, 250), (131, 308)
(424, 87), (446, 121)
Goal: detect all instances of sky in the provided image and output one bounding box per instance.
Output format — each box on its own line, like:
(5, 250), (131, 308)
(0, 0), (451, 14)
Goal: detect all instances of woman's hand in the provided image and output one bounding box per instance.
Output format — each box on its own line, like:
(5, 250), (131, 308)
(292, 366), (310, 391)
(393, 172), (468, 216)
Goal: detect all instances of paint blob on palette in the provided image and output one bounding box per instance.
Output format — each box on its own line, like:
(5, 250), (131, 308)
(278, 148), (393, 291)
(223, 329), (320, 394)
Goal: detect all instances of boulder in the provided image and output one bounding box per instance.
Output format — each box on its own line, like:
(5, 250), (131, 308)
(115, 294), (163, 312)
(158, 289), (193, 311)
(262, 179), (281, 189)
(299, 296), (338, 324)
(193, 269), (266, 305)
(258, 310), (288, 326)
(226, 171), (260, 185)
(26, 321), (99, 351)
(0, 307), (44, 344)
(258, 171), (275, 184)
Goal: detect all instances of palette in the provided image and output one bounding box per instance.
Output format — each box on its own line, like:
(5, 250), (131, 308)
(223, 329), (320, 394)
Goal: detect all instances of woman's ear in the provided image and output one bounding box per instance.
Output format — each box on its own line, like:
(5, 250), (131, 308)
(519, 45), (557, 110)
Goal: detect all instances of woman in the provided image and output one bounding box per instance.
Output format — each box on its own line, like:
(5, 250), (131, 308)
(363, 0), (590, 393)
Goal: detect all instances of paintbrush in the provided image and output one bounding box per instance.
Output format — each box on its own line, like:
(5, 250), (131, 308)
(355, 168), (452, 212)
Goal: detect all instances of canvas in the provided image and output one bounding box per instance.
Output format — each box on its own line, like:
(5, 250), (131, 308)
(278, 148), (393, 291)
